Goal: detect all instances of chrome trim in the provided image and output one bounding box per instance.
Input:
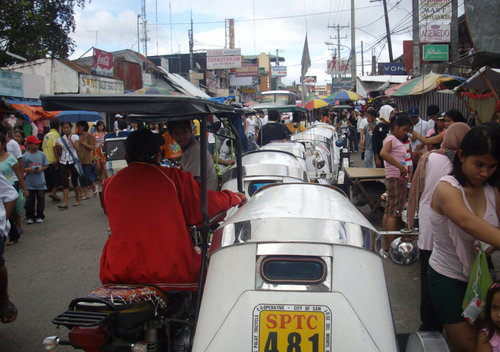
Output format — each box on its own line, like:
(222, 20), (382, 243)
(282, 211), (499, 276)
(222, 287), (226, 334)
(260, 141), (306, 160)
(257, 243), (333, 256)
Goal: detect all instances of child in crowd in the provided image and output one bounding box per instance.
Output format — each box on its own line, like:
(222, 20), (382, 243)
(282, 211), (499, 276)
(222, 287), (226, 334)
(22, 136), (48, 224)
(379, 113), (412, 255)
(477, 283), (500, 352)
(13, 130), (25, 153)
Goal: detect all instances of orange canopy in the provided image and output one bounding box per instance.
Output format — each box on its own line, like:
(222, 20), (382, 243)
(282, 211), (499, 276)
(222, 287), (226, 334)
(8, 103), (61, 122)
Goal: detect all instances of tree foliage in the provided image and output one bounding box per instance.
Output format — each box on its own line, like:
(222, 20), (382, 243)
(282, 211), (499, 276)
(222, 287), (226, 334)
(0, 0), (89, 66)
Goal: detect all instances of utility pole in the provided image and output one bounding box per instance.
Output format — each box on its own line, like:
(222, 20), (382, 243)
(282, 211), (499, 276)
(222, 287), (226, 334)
(328, 25), (348, 60)
(382, 0), (393, 62)
(450, 0), (459, 65)
(350, 0), (356, 87)
(137, 15), (141, 55)
(371, 48), (376, 75)
(141, 0), (147, 56)
(361, 41), (364, 76)
(412, 0), (421, 76)
(189, 12), (194, 74)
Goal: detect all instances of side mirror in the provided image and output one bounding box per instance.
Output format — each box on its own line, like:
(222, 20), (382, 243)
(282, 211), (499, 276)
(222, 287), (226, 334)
(389, 237), (420, 266)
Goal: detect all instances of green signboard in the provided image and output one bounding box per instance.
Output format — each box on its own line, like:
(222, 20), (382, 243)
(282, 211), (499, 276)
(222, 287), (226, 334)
(422, 44), (449, 61)
(259, 67), (266, 76)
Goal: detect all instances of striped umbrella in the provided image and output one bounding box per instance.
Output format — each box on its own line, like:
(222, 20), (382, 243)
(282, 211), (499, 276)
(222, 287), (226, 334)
(304, 98), (329, 110)
(327, 90), (362, 101)
(385, 72), (466, 97)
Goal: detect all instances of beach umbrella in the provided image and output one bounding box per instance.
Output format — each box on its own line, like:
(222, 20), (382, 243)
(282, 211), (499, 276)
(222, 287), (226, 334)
(56, 111), (103, 122)
(385, 72), (466, 97)
(304, 98), (329, 110)
(327, 90), (362, 101)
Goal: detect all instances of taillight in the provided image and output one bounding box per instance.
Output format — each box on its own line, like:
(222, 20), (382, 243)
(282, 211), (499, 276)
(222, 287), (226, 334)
(68, 324), (109, 352)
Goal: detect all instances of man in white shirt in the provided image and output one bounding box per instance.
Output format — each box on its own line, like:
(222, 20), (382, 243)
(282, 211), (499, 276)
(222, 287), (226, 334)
(0, 174), (19, 323)
(408, 107), (431, 152)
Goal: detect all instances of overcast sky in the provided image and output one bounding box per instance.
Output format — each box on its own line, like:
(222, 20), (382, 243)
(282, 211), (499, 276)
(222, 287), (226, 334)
(69, 0), (463, 85)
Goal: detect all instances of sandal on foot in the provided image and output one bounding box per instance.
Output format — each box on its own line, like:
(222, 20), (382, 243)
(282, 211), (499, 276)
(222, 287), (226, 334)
(57, 205), (68, 210)
(80, 196), (90, 200)
(0, 301), (18, 323)
(48, 194), (61, 202)
(72, 202), (81, 207)
(5, 241), (17, 246)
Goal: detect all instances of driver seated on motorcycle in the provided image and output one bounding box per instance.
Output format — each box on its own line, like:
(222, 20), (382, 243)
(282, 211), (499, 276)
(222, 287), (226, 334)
(99, 128), (246, 291)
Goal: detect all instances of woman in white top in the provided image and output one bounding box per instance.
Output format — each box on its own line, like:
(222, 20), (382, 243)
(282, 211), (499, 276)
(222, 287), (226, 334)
(245, 114), (258, 151)
(55, 121), (81, 209)
(427, 122), (500, 352)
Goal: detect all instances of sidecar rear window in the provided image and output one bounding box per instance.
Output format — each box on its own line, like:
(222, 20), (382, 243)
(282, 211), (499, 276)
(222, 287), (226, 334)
(248, 180), (276, 196)
(261, 256), (326, 285)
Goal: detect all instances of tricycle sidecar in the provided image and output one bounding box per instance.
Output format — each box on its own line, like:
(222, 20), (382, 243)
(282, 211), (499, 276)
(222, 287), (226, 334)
(221, 149), (309, 198)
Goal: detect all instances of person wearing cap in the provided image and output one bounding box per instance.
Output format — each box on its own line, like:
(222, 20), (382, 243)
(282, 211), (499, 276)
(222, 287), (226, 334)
(372, 104), (395, 168)
(408, 106), (431, 164)
(99, 128), (246, 290)
(22, 136), (49, 224)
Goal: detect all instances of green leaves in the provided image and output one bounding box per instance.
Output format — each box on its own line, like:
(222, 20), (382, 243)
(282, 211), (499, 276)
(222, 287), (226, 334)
(0, 0), (90, 66)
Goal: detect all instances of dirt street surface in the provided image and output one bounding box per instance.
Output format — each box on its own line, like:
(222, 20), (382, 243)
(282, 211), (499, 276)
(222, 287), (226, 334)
(1, 152), (419, 351)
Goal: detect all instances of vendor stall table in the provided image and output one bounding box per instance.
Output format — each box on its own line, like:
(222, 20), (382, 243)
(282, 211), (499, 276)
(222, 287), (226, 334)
(345, 167), (386, 219)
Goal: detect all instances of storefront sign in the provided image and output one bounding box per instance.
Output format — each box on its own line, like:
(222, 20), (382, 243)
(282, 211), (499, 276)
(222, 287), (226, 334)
(0, 70), (23, 97)
(79, 74), (124, 94)
(91, 48), (114, 78)
(235, 63), (259, 77)
(419, 0), (451, 22)
(420, 23), (450, 43)
(207, 55), (242, 70)
(228, 19), (235, 49)
(332, 77), (352, 89)
(422, 44), (449, 61)
(271, 66), (287, 77)
(206, 48), (241, 57)
(327, 58), (351, 75)
(378, 62), (407, 75)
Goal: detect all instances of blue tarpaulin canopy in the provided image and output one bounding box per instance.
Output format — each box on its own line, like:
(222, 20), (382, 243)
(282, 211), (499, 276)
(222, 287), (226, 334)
(56, 110), (103, 122)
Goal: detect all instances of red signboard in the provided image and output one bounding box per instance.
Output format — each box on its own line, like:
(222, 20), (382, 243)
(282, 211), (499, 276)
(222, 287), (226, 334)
(91, 48), (114, 78)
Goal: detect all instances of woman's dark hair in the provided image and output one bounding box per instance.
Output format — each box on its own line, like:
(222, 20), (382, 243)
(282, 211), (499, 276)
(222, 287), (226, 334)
(452, 122), (500, 187)
(390, 112), (412, 131)
(49, 119), (60, 130)
(62, 121), (72, 128)
(445, 109), (466, 123)
(483, 283), (500, 341)
(95, 120), (106, 131)
(427, 105), (440, 117)
(14, 130), (25, 139)
(0, 133), (6, 151)
(292, 111), (302, 123)
(77, 120), (89, 132)
(167, 120), (192, 134)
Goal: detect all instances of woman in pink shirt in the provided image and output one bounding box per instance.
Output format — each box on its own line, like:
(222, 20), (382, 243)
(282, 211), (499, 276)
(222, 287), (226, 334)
(379, 113), (412, 252)
(427, 123), (500, 352)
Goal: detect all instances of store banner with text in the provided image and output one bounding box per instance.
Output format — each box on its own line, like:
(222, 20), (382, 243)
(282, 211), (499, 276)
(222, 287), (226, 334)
(91, 48), (114, 78)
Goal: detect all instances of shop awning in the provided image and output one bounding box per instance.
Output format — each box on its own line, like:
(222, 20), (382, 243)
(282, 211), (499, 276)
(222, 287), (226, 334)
(1, 98), (61, 121)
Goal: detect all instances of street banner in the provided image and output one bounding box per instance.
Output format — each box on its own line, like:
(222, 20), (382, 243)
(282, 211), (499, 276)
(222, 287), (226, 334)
(80, 74), (124, 94)
(301, 35), (311, 77)
(235, 63), (259, 77)
(422, 44), (449, 61)
(332, 77), (352, 90)
(91, 48), (114, 78)
(420, 23), (451, 43)
(271, 66), (287, 77)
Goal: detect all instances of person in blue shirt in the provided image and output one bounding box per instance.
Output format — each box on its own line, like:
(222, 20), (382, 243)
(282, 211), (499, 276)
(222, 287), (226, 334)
(22, 136), (48, 224)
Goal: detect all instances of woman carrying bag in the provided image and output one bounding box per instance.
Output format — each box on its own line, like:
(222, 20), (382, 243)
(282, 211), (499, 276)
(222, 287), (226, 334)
(54, 122), (81, 209)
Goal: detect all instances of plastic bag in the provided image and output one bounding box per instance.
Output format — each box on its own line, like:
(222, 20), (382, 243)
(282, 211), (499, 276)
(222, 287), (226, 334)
(462, 250), (493, 323)
(15, 189), (26, 215)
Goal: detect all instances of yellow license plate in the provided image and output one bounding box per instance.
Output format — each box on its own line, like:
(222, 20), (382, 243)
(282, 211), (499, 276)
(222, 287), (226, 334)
(253, 305), (332, 352)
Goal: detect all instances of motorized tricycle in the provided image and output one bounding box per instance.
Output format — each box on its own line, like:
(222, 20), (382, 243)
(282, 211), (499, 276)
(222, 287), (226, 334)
(39, 94), (447, 352)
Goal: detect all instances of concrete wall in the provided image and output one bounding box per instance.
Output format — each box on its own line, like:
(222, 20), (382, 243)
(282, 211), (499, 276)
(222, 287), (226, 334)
(5, 59), (79, 94)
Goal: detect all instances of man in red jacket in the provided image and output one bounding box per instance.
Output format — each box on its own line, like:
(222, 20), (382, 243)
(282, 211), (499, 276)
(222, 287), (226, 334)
(100, 128), (246, 291)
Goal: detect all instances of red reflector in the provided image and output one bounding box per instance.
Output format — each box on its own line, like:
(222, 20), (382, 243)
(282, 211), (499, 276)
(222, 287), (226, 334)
(69, 325), (109, 352)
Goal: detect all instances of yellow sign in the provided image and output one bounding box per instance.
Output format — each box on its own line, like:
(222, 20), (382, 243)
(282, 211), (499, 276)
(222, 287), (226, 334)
(253, 305), (332, 352)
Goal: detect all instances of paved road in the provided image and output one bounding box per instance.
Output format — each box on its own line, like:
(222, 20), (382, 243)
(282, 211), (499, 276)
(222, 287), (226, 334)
(1, 158), (419, 351)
